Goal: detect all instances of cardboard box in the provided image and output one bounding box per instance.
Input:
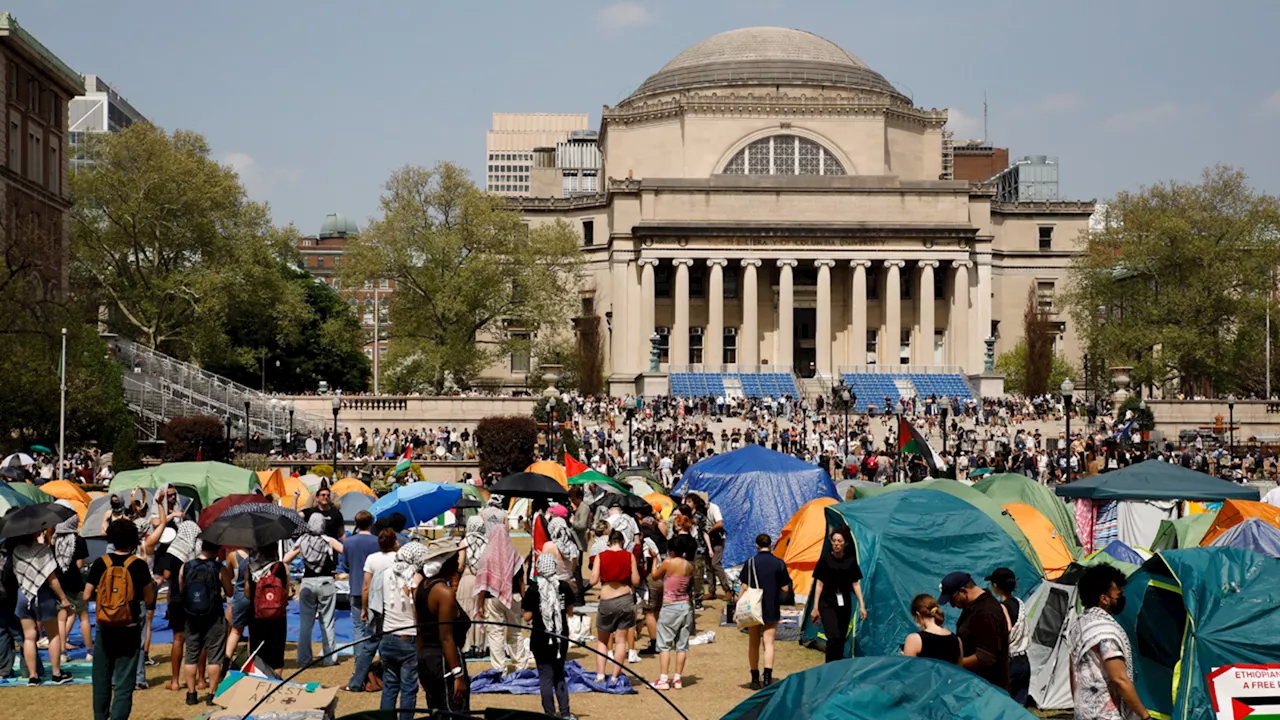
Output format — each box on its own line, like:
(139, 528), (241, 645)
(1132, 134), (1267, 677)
(211, 676), (338, 719)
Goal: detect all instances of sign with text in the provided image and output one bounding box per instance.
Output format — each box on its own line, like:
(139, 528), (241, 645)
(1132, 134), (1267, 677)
(1209, 665), (1280, 720)
(212, 676), (338, 719)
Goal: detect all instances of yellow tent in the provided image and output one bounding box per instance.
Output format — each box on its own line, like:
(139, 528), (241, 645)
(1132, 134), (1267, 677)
(645, 493), (675, 520)
(256, 468), (286, 499)
(332, 477), (376, 499)
(1200, 499), (1280, 546)
(772, 497), (838, 598)
(277, 475), (312, 509)
(525, 461), (569, 490)
(1003, 502), (1072, 580)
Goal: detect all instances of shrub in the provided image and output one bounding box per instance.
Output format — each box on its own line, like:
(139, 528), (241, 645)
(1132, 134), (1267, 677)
(1117, 395), (1155, 432)
(309, 463), (335, 478)
(475, 415), (537, 478)
(112, 424), (143, 471)
(234, 453), (271, 472)
(161, 415), (227, 462)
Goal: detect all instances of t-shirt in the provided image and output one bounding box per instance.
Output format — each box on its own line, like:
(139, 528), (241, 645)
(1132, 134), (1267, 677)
(521, 579), (574, 663)
(706, 503), (726, 546)
(956, 591), (1011, 691)
(743, 551), (790, 624)
(85, 552), (154, 649)
(57, 536), (90, 595)
(378, 562), (417, 637)
(304, 507), (345, 540)
(811, 550), (862, 609)
(1068, 618), (1131, 720)
(342, 532), (379, 600)
(362, 551), (396, 610)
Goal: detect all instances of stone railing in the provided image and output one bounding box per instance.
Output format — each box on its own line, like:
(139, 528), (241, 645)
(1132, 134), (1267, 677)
(1147, 399), (1280, 444)
(283, 395), (538, 430)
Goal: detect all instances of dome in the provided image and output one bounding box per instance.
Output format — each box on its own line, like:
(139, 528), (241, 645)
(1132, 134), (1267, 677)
(318, 213), (358, 239)
(625, 27), (902, 103)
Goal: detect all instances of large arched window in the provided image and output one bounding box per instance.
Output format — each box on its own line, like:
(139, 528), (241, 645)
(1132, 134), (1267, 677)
(722, 134), (846, 176)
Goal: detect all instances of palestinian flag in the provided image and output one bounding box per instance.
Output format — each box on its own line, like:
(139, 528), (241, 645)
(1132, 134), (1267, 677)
(897, 416), (942, 475)
(564, 453), (589, 479)
(393, 446), (413, 476)
(241, 643), (280, 680)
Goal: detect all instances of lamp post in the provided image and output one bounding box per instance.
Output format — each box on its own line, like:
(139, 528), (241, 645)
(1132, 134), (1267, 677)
(1227, 395), (1236, 457)
(287, 400), (296, 455)
(894, 400), (904, 483)
(270, 398), (279, 449)
(224, 415), (233, 459)
(940, 396), (951, 455)
(624, 397), (636, 467)
(545, 397), (558, 461)
(1061, 378), (1075, 484)
(331, 394), (341, 479)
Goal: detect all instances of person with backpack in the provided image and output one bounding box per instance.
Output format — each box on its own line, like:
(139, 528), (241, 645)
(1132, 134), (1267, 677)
(162, 520), (201, 691)
(53, 513), (91, 664)
(295, 513), (345, 668)
(245, 544), (294, 671)
(84, 519), (154, 720)
(10, 530), (74, 685)
(178, 540), (233, 706)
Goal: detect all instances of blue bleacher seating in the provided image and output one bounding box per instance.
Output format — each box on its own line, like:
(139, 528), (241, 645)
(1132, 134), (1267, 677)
(669, 372), (797, 399)
(841, 371), (974, 412)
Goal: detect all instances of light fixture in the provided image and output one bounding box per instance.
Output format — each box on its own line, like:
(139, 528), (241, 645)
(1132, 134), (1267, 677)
(1060, 378), (1074, 397)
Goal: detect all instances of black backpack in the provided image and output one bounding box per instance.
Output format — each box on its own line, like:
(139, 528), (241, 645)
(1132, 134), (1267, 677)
(183, 558), (222, 616)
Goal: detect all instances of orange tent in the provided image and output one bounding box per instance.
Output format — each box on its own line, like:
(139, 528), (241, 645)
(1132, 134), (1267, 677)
(332, 477), (376, 499)
(525, 461), (569, 490)
(1200, 499), (1280, 546)
(1003, 502), (1072, 580)
(772, 497), (838, 598)
(256, 468), (286, 499)
(277, 475), (312, 509)
(40, 480), (93, 507)
(644, 493), (675, 520)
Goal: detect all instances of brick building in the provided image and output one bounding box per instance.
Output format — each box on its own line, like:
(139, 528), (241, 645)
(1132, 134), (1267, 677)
(951, 140), (1010, 184)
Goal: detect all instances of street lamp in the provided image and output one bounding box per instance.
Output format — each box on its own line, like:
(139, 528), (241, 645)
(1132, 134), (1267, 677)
(287, 400), (296, 455)
(894, 400), (904, 482)
(331, 393), (341, 480)
(243, 399), (251, 452)
(224, 415), (233, 459)
(1061, 378), (1075, 483)
(1227, 395), (1236, 456)
(940, 396), (952, 455)
(624, 397), (637, 467)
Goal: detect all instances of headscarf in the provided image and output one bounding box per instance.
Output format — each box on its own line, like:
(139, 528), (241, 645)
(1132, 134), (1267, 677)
(166, 520), (201, 564)
(297, 513), (332, 571)
(54, 511), (80, 573)
(535, 553), (564, 658)
(474, 524), (522, 607)
(391, 541), (430, 596)
(547, 514), (578, 563)
(463, 515), (487, 576)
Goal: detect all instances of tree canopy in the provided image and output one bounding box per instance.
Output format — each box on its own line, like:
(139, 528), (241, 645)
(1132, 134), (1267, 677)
(1064, 166), (1280, 397)
(341, 162), (582, 393)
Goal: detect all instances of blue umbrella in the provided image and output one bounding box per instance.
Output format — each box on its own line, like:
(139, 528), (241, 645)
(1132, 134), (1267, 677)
(368, 482), (463, 527)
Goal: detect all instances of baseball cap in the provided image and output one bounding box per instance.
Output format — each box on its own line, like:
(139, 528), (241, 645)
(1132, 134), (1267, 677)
(938, 571), (972, 606)
(985, 567), (1017, 587)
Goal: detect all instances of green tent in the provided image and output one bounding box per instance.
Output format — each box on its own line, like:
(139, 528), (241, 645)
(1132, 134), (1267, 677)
(721, 655), (1035, 720)
(4, 482), (52, 505)
(851, 482), (889, 500)
(873, 479), (1043, 573)
(568, 469), (631, 495)
(0, 482), (42, 515)
(974, 473), (1082, 554)
(110, 461), (256, 508)
(1118, 548), (1280, 720)
(1055, 460), (1259, 502)
(1150, 514), (1215, 552)
(615, 467), (666, 496)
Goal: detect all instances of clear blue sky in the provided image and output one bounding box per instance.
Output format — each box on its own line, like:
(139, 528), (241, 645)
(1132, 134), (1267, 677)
(13, 1), (1280, 233)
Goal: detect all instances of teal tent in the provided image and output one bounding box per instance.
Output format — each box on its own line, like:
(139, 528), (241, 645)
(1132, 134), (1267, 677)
(1117, 548), (1280, 720)
(974, 472), (1081, 554)
(801, 490), (1041, 658)
(721, 656), (1035, 720)
(1055, 461), (1259, 502)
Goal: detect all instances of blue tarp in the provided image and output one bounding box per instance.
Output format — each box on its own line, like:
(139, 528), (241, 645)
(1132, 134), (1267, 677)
(1208, 518), (1280, 558)
(471, 660), (636, 695)
(676, 444), (837, 567)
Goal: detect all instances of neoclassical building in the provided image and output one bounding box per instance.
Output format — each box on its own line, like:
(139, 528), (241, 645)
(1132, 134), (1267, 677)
(515, 27), (1094, 396)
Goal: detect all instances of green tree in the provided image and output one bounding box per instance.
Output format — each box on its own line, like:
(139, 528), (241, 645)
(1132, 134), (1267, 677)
(342, 162), (582, 393)
(1023, 285), (1054, 396)
(1064, 166), (1280, 396)
(994, 341), (1078, 398)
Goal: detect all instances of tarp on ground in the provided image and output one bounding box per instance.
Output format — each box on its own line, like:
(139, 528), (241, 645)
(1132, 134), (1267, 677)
(720, 656), (1036, 720)
(110, 461), (256, 508)
(1054, 460), (1260, 502)
(1207, 517), (1280, 558)
(471, 660), (636, 696)
(675, 444), (837, 567)
(772, 497), (838, 598)
(1118, 548), (1280, 720)
(974, 473), (1081, 554)
(804, 490), (1041, 658)
(1151, 513), (1215, 552)
(1003, 502), (1074, 579)
(1199, 499), (1280, 546)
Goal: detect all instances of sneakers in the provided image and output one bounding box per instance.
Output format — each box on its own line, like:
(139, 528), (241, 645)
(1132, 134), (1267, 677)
(60, 653), (70, 665)
(653, 676), (670, 690)
(51, 673), (73, 685)
(186, 691), (199, 706)
(627, 650), (642, 664)
(27, 677), (41, 687)
(136, 682), (149, 691)
(594, 673), (606, 684)
(36, 637), (49, 650)
(339, 685), (363, 693)
(84, 653), (93, 662)
(672, 675), (683, 689)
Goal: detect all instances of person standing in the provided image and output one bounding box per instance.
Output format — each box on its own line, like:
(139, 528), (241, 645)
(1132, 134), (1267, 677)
(589, 530), (639, 685)
(938, 571), (1011, 692)
(809, 527), (866, 663)
(652, 535), (695, 691)
(523, 553), (575, 718)
(301, 486), (345, 540)
(11, 531), (74, 685)
(987, 568), (1031, 704)
(84, 520), (154, 720)
(456, 515), (487, 658)
(178, 540), (232, 706)
(379, 541), (428, 719)
(162, 520), (202, 691)
(474, 523), (529, 674)
(744, 533), (791, 689)
(902, 594), (962, 664)
(1069, 564), (1150, 720)
(416, 538), (471, 715)
(245, 545), (292, 671)
(295, 513), (345, 668)
(53, 513), (91, 662)
(222, 547), (250, 666)
(339, 511), (379, 692)
(702, 496), (733, 603)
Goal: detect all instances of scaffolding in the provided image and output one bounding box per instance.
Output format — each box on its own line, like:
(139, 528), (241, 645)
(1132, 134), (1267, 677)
(940, 130), (955, 181)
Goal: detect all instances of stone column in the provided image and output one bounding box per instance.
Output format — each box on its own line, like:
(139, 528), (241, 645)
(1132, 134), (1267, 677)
(610, 260), (630, 375)
(850, 260), (870, 366)
(741, 259), (761, 366)
(638, 259), (658, 352)
(627, 259), (641, 374)
(672, 259), (693, 366)
(815, 260), (835, 376)
(884, 260), (904, 365)
(952, 261), (972, 370)
(777, 260), (796, 368)
(976, 257), (992, 372)
(706, 259), (726, 367)
(917, 261), (938, 365)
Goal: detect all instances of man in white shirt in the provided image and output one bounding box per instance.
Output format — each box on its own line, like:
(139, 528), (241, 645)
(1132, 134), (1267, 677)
(703, 499), (733, 601)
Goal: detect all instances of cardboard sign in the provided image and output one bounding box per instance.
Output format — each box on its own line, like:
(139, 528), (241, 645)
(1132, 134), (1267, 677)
(1209, 665), (1280, 720)
(212, 676), (338, 719)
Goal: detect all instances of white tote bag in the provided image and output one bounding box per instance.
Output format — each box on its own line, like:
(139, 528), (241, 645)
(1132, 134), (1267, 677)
(735, 558), (765, 629)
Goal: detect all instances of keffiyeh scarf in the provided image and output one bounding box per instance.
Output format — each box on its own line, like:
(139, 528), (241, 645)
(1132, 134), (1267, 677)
(297, 513), (332, 572)
(474, 524), (522, 607)
(535, 554), (564, 658)
(1072, 606), (1134, 679)
(12, 542), (56, 597)
(54, 512), (80, 573)
(166, 520), (201, 564)
(464, 516), (487, 576)
(391, 541), (430, 596)
(547, 515), (578, 563)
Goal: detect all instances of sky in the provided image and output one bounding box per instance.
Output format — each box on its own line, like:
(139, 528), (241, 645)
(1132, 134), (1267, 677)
(13, 0), (1280, 233)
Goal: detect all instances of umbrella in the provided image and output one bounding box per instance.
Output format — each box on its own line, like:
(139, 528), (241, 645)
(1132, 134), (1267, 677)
(2, 453), (35, 468)
(1, 466), (31, 482)
(220, 502), (306, 531)
(4, 483), (52, 504)
(201, 512), (297, 548)
(607, 493), (653, 514)
(0, 483), (39, 516)
(368, 482), (464, 526)
(29, 445), (52, 454)
(198, 493), (264, 529)
(454, 497), (482, 510)
(490, 471), (570, 501)
(0, 502), (76, 538)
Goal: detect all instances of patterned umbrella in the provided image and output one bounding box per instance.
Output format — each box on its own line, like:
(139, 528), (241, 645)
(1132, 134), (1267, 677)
(219, 502), (306, 531)
(198, 493), (265, 529)
(201, 512), (296, 548)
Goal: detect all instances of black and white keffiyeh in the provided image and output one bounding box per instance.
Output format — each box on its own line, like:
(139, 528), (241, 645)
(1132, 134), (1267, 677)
(54, 512), (80, 573)
(12, 542), (56, 597)
(547, 515), (578, 563)
(464, 515), (487, 576)
(166, 520), (201, 564)
(535, 554), (564, 658)
(297, 513), (331, 571)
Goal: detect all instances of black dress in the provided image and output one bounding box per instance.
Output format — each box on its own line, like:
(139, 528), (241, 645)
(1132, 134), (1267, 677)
(812, 550), (863, 663)
(415, 578), (473, 713)
(246, 563), (289, 670)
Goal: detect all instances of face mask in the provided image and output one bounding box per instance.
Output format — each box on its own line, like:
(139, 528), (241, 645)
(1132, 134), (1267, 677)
(1108, 595), (1127, 616)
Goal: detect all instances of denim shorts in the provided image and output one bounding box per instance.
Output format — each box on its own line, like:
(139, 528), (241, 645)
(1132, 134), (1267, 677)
(15, 586), (57, 623)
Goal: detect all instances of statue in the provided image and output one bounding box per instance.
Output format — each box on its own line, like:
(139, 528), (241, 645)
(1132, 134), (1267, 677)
(649, 333), (661, 373)
(983, 337), (996, 374)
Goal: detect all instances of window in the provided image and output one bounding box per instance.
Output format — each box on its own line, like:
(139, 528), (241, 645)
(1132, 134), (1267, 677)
(364, 348), (373, 359)
(28, 132), (41, 182)
(581, 219), (593, 246)
(48, 140), (58, 191)
(866, 265), (880, 300)
(302, 239), (313, 247)
(723, 266), (739, 299)
(866, 330), (878, 364)
(581, 296), (594, 317)
(1037, 281), (1055, 313)
(689, 328), (704, 364)
(689, 264), (706, 299)
(380, 278), (390, 289)
(901, 266), (913, 300)
(655, 264), (672, 299)
(934, 265), (946, 299)
(316, 256), (325, 269)
(1039, 226), (1054, 251)
(510, 332), (531, 373)
(581, 171), (598, 194)
(723, 329), (738, 364)
(656, 328), (670, 363)
(8, 63), (16, 99)
(379, 346), (387, 359)
(721, 135), (846, 176)
(900, 329), (912, 364)
(9, 118), (18, 168)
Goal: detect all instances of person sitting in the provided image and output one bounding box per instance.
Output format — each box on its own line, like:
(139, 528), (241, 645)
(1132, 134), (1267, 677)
(903, 594), (962, 664)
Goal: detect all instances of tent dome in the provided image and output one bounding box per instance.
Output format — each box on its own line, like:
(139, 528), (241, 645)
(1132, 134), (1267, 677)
(318, 212), (358, 239)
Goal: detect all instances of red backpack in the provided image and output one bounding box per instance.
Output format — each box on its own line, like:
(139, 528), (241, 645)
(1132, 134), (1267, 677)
(252, 562), (286, 620)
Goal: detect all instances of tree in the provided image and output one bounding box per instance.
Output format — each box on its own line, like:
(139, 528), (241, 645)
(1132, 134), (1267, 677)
(160, 415), (227, 462)
(1064, 166), (1280, 396)
(342, 162), (582, 393)
(474, 416), (537, 477)
(994, 341), (1077, 398)
(1023, 285), (1054, 397)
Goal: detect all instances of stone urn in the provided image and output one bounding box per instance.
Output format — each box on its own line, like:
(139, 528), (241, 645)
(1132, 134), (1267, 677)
(540, 364), (563, 398)
(1110, 366), (1133, 414)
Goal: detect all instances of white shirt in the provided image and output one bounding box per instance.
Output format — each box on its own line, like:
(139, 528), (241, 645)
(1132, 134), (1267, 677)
(365, 552), (415, 636)
(706, 503), (724, 530)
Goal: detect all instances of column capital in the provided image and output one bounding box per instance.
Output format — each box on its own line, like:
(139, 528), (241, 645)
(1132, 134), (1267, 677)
(953, 260), (973, 269)
(740, 258), (763, 268)
(776, 259), (798, 268)
(918, 260), (940, 269)
(814, 259), (836, 268)
(706, 258), (728, 267)
(637, 258), (660, 267)
(849, 259), (872, 269)
(885, 260), (906, 269)
(672, 258), (694, 267)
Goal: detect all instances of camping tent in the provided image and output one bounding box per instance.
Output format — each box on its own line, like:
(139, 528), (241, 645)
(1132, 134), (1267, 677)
(1198, 499), (1280, 546)
(256, 468), (286, 498)
(835, 479), (881, 501)
(974, 473), (1080, 554)
(1207, 518), (1280, 558)
(1055, 460), (1260, 502)
(276, 475), (312, 508)
(720, 656), (1035, 720)
(1118, 548), (1280, 720)
(1150, 514), (1214, 552)
(772, 497), (838, 599)
(339, 492), (376, 529)
(331, 477), (376, 499)
(676, 445), (837, 567)
(110, 462), (256, 508)
(1003, 503), (1074, 579)
(804, 490), (1041, 658)
(525, 461), (569, 490)
(1023, 579), (1079, 711)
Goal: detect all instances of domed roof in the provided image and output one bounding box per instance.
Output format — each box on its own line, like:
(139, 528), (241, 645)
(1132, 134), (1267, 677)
(319, 213), (358, 239)
(625, 27), (902, 103)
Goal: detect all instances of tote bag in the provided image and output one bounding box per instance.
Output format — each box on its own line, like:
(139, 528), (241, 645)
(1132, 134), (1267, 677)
(735, 558), (764, 629)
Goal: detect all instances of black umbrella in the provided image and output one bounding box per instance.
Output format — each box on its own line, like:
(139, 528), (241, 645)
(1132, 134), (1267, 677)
(0, 466), (31, 482)
(220, 502), (306, 530)
(454, 497), (482, 510)
(0, 502), (75, 538)
(607, 492), (654, 514)
(201, 512), (297, 548)
(490, 471), (569, 501)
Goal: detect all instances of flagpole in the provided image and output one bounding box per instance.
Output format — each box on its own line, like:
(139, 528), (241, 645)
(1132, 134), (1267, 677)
(58, 327), (67, 482)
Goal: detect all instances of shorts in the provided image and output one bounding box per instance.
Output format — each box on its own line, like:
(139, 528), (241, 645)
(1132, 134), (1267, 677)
(656, 602), (692, 653)
(596, 594), (636, 634)
(65, 590), (88, 616)
(644, 578), (664, 613)
(166, 599), (187, 633)
(15, 586), (58, 623)
(183, 614), (228, 666)
(231, 596), (252, 629)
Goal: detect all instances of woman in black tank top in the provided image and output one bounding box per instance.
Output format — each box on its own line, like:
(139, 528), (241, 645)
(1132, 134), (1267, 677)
(414, 541), (472, 713)
(903, 593), (962, 664)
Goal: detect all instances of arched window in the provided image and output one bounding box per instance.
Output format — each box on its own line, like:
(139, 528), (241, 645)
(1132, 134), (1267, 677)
(722, 135), (846, 176)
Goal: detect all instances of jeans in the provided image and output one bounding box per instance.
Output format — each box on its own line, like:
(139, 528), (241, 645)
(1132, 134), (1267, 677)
(347, 597), (376, 690)
(92, 629), (141, 720)
(134, 616), (147, 686)
(819, 602), (852, 663)
(537, 661), (570, 717)
(0, 605), (42, 678)
(1010, 653), (1031, 706)
(379, 634), (418, 719)
(297, 577), (337, 667)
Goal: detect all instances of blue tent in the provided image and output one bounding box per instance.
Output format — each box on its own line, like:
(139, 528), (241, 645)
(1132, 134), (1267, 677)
(721, 656), (1035, 720)
(676, 444), (837, 567)
(1208, 518), (1280, 559)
